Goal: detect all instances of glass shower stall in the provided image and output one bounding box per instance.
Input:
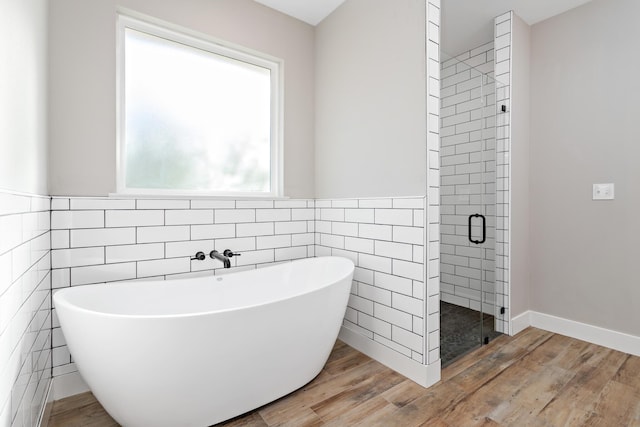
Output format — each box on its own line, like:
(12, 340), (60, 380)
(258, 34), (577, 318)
(439, 48), (506, 365)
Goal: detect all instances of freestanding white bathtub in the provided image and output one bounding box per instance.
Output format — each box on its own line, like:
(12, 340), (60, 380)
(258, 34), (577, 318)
(53, 256), (354, 427)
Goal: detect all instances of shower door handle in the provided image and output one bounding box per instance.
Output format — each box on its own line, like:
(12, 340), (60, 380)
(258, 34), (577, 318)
(468, 213), (486, 245)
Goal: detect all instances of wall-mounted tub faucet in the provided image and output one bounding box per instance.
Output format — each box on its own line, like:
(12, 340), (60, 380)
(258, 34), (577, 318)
(191, 251), (206, 261)
(222, 249), (241, 258)
(210, 249), (241, 268)
(209, 250), (230, 268)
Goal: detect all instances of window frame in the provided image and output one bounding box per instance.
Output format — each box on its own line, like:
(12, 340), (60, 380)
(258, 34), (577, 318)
(116, 13), (283, 197)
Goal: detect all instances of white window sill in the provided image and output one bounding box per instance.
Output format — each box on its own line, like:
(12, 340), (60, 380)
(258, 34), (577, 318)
(108, 192), (290, 200)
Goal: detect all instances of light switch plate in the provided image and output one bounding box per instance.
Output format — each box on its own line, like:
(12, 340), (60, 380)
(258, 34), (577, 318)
(593, 183), (615, 200)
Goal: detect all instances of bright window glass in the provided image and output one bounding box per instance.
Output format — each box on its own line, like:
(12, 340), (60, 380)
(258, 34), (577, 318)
(119, 18), (280, 195)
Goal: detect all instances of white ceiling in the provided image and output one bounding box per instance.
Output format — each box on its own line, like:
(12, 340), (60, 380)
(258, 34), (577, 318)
(442, 0), (594, 56)
(255, 0), (593, 55)
(254, 0), (346, 26)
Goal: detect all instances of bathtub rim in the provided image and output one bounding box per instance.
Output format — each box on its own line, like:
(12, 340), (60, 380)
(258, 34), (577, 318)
(53, 256), (354, 320)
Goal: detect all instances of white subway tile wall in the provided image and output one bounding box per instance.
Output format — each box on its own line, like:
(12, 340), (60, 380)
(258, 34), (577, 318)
(494, 11), (512, 334)
(440, 41), (498, 316)
(50, 197), (317, 377)
(426, 0), (442, 364)
(0, 191), (52, 427)
(316, 197), (427, 363)
(50, 196), (432, 376)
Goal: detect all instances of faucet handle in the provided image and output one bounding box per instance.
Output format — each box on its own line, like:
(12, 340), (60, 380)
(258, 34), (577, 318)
(191, 251), (206, 261)
(223, 249), (241, 257)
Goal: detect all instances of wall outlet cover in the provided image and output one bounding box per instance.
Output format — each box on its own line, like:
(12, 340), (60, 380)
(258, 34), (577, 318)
(592, 183), (615, 200)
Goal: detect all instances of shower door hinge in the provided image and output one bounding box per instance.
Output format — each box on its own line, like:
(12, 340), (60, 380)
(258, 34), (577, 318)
(500, 307), (506, 315)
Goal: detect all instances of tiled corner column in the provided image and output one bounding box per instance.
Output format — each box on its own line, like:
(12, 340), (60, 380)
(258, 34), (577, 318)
(50, 197), (315, 378)
(0, 191), (52, 427)
(439, 42), (497, 314)
(425, 0), (442, 365)
(315, 197), (426, 362)
(494, 11), (513, 334)
(319, 1), (442, 382)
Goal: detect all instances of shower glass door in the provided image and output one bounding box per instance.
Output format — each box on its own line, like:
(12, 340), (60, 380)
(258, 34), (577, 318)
(440, 51), (500, 365)
(478, 73), (502, 346)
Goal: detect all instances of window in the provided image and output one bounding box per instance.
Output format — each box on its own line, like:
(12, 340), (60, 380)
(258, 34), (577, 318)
(117, 15), (282, 196)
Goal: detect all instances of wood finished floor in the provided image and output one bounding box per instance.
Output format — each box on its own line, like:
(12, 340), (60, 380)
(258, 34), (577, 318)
(48, 328), (640, 427)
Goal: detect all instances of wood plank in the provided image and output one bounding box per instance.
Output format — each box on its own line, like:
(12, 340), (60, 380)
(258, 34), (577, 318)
(380, 377), (431, 408)
(440, 364), (537, 426)
(322, 348), (372, 377)
(258, 359), (388, 425)
(584, 380), (640, 426)
(50, 392), (98, 416)
(448, 332), (548, 393)
(613, 354), (640, 390)
(536, 347), (628, 426)
(219, 412), (268, 427)
(360, 380), (467, 427)
(487, 365), (575, 425)
(323, 340), (351, 364)
(474, 418), (501, 427)
(321, 396), (396, 427)
(518, 333), (589, 371)
(416, 417), (450, 427)
(269, 408), (324, 427)
(49, 400), (119, 427)
(311, 367), (404, 421)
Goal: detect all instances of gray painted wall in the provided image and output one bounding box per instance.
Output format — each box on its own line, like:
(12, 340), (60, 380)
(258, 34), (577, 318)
(0, 0), (49, 195)
(48, 0), (315, 197)
(530, 0), (640, 335)
(315, 0), (427, 199)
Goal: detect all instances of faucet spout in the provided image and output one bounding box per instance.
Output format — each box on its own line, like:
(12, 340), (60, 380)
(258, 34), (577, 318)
(210, 250), (231, 268)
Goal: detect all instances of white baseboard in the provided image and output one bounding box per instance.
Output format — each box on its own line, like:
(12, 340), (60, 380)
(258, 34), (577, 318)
(338, 326), (441, 388)
(52, 371), (90, 401)
(530, 311), (640, 357)
(510, 310), (532, 336)
(510, 310), (640, 357)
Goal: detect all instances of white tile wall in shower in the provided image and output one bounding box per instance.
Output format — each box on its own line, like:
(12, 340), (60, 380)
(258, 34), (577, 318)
(315, 197), (426, 363)
(0, 191), (52, 427)
(440, 41), (498, 316)
(494, 11), (513, 334)
(50, 197), (316, 377)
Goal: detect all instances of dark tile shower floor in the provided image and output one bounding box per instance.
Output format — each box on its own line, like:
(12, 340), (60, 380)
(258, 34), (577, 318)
(440, 301), (502, 366)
